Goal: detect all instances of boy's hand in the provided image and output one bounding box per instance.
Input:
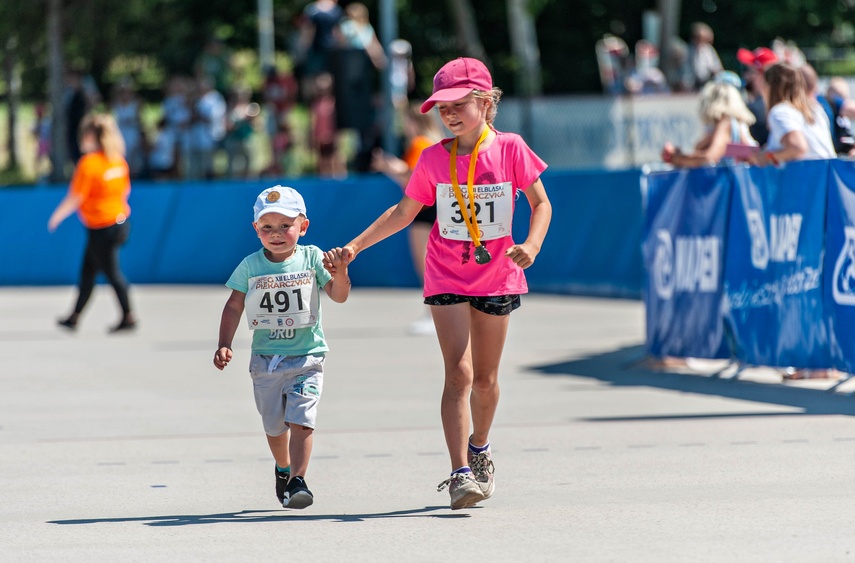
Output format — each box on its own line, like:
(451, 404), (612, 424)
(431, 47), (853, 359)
(323, 247), (354, 275)
(214, 347), (233, 370)
(505, 242), (539, 269)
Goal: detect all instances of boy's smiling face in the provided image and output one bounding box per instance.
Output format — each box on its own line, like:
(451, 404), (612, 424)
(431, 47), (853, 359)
(253, 211), (308, 261)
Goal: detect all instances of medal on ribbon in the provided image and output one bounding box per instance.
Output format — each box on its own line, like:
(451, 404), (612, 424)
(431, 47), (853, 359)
(450, 127), (492, 265)
(474, 245), (491, 264)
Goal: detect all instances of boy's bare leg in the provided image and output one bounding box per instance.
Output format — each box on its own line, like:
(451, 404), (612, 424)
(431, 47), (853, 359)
(288, 424), (314, 477)
(266, 430), (290, 468)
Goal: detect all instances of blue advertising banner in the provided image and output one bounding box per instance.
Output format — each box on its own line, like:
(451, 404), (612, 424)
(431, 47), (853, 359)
(642, 167), (732, 359)
(723, 161), (830, 368)
(825, 160), (855, 373)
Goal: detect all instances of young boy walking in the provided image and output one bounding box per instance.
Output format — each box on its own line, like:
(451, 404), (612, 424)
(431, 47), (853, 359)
(214, 186), (350, 508)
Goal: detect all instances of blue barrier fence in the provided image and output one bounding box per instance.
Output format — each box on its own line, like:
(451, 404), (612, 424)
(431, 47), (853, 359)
(643, 159), (855, 370)
(0, 169), (644, 297)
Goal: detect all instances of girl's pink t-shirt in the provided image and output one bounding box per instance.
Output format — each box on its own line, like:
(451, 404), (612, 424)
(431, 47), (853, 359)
(405, 130), (547, 297)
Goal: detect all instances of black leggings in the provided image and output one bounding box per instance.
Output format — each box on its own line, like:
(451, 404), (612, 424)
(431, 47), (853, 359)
(73, 222), (132, 316)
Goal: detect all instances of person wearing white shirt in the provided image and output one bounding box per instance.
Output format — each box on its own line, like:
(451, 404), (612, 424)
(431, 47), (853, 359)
(752, 63), (835, 166)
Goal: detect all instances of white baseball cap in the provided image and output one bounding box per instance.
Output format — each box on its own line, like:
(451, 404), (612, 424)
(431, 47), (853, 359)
(253, 186), (306, 222)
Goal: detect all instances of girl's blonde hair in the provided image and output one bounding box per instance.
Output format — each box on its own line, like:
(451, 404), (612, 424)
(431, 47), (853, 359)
(698, 81), (755, 126)
(79, 112), (126, 160)
(765, 62), (815, 123)
(473, 87), (503, 125)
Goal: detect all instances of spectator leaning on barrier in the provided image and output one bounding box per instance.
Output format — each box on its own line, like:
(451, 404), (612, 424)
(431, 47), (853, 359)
(661, 71), (757, 168)
(737, 46), (779, 147)
(799, 63), (835, 144)
(751, 62), (835, 166)
(824, 77), (855, 155)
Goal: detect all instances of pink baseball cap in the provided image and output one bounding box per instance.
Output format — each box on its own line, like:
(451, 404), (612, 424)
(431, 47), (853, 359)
(736, 47), (778, 69)
(420, 58), (492, 113)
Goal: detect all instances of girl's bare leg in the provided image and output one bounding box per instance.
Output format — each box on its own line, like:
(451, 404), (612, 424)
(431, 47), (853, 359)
(432, 302), (474, 470)
(468, 309), (509, 446)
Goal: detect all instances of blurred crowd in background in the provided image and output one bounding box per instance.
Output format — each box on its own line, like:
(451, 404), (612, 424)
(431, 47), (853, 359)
(595, 19), (855, 169)
(32, 0), (416, 184)
(27, 7), (855, 185)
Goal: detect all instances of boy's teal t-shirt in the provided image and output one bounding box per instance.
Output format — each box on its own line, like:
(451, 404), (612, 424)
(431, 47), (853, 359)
(226, 245), (333, 356)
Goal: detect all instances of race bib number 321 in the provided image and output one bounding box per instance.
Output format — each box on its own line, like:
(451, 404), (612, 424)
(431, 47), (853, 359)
(245, 271), (318, 330)
(435, 181), (513, 241)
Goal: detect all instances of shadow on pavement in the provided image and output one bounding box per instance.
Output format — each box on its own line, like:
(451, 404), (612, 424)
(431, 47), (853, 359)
(530, 345), (855, 417)
(48, 506), (468, 526)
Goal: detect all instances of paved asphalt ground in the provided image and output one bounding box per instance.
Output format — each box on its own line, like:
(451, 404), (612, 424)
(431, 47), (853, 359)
(2, 285), (855, 562)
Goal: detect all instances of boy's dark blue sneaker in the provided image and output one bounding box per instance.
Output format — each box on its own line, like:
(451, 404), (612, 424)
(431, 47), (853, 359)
(282, 476), (313, 509)
(275, 466), (290, 504)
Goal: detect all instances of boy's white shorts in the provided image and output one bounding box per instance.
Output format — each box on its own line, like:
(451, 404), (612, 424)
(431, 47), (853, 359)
(249, 354), (324, 435)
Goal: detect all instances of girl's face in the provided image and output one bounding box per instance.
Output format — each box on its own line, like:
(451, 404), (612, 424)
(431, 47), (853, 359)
(436, 93), (487, 138)
(253, 212), (308, 261)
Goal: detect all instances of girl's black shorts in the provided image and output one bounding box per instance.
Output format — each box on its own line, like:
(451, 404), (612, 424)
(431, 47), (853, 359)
(423, 293), (521, 316)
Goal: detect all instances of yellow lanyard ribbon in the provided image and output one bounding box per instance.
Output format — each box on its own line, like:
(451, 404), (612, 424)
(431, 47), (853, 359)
(449, 127), (490, 248)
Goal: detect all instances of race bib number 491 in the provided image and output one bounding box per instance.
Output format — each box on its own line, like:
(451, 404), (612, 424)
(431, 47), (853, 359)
(436, 181), (513, 241)
(245, 271), (318, 330)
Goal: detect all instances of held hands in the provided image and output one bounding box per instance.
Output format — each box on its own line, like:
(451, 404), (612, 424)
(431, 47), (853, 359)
(213, 346), (233, 370)
(323, 246), (355, 276)
(324, 242), (538, 270)
(505, 242), (539, 269)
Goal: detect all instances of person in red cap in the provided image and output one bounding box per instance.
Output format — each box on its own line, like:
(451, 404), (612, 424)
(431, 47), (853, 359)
(737, 47), (779, 146)
(324, 57), (552, 510)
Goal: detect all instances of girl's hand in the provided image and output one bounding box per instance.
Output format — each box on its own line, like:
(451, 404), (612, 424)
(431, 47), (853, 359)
(505, 242), (538, 269)
(213, 346), (232, 370)
(323, 246), (355, 275)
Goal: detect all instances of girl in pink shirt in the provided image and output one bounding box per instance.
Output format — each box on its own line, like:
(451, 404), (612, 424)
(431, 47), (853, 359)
(325, 57), (552, 510)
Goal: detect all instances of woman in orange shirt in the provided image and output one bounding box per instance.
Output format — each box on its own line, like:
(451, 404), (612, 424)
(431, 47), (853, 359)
(48, 113), (137, 332)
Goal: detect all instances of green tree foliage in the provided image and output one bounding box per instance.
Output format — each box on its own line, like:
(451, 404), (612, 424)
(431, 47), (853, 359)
(4, 0), (855, 100)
